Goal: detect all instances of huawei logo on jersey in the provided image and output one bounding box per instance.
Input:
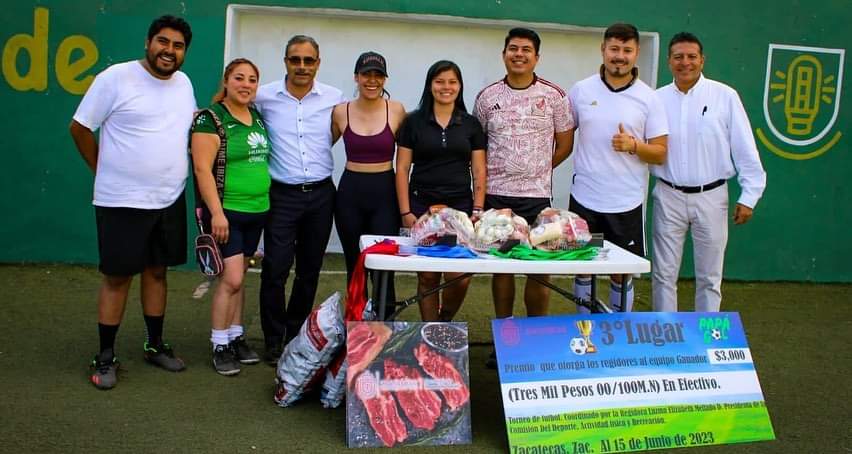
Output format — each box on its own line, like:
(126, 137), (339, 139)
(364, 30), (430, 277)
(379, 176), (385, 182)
(247, 131), (268, 149)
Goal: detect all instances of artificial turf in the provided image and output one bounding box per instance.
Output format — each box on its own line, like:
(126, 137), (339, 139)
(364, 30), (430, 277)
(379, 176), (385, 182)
(0, 259), (849, 453)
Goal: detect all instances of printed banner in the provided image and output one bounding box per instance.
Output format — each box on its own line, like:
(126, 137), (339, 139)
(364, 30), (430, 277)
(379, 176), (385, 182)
(346, 321), (472, 448)
(492, 313), (775, 453)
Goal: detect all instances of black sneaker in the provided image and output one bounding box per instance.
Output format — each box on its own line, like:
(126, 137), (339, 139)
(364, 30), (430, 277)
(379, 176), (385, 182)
(264, 342), (283, 367)
(143, 342), (186, 372)
(89, 353), (119, 390)
(212, 344), (241, 376)
(230, 335), (260, 365)
(485, 349), (498, 370)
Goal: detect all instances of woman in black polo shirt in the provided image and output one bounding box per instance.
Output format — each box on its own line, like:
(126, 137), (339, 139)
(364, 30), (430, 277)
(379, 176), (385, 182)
(396, 60), (487, 322)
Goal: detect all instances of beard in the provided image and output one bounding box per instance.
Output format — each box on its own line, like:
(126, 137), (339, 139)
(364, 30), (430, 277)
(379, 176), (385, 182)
(145, 49), (183, 78)
(606, 61), (632, 77)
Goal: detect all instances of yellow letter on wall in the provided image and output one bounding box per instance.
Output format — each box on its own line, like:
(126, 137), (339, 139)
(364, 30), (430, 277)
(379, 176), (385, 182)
(2, 7), (49, 91)
(56, 35), (99, 95)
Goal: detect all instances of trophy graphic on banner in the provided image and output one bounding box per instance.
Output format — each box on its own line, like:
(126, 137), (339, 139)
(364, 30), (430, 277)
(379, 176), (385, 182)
(576, 320), (597, 354)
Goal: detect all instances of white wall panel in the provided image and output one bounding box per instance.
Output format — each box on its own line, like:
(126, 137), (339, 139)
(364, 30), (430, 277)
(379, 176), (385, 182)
(226, 6), (659, 252)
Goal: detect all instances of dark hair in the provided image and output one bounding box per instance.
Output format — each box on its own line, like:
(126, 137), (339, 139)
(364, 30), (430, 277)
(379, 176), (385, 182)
(285, 35), (319, 57)
(417, 60), (466, 118)
(668, 32), (703, 55)
(603, 23), (639, 44)
(147, 15), (192, 48)
(212, 58), (260, 104)
(503, 27), (541, 54)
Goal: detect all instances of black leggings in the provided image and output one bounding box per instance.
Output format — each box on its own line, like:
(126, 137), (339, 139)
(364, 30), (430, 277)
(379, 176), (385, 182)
(334, 169), (400, 282)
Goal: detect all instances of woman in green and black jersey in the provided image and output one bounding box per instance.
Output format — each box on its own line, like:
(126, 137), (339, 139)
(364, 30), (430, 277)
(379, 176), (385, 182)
(191, 58), (270, 376)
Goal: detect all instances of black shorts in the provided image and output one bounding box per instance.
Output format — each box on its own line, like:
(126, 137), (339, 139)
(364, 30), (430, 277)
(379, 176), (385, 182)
(410, 191), (473, 218)
(485, 194), (550, 225)
(95, 193), (187, 276)
(201, 208), (267, 259)
(569, 196), (645, 257)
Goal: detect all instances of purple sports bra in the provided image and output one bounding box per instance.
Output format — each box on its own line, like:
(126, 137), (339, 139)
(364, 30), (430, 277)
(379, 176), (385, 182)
(342, 100), (396, 164)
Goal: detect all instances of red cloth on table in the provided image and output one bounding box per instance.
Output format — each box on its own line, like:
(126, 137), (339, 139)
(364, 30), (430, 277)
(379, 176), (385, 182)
(345, 239), (399, 321)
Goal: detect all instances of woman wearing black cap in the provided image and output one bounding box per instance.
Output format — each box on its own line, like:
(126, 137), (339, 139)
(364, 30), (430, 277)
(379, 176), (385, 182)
(332, 51), (406, 285)
(395, 60), (487, 321)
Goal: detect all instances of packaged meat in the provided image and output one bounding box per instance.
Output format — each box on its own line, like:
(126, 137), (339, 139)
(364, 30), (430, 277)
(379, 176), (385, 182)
(274, 292), (345, 408)
(470, 208), (530, 251)
(529, 208), (592, 251)
(410, 205), (475, 246)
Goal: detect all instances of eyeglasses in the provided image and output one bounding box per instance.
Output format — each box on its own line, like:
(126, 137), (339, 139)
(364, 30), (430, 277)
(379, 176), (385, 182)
(286, 56), (318, 66)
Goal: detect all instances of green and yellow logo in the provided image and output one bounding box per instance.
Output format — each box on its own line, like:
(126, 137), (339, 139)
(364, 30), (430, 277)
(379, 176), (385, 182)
(755, 44), (845, 160)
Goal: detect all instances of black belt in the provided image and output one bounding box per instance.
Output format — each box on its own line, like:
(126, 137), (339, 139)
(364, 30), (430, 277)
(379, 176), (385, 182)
(274, 177), (332, 192)
(659, 178), (726, 194)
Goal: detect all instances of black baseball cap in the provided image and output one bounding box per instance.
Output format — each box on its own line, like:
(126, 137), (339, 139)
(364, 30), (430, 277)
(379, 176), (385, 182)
(354, 51), (388, 76)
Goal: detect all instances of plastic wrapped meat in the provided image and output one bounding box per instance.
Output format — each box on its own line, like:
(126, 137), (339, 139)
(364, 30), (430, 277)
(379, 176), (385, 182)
(470, 208), (530, 251)
(529, 208), (592, 251)
(410, 205), (475, 246)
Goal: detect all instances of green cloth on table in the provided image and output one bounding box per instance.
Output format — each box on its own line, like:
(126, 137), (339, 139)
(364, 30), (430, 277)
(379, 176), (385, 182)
(489, 244), (598, 261)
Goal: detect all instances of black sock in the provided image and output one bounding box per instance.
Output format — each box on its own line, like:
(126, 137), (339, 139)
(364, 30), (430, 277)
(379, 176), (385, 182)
(98, 323), (119, 358)
(143, 314), (164, 346)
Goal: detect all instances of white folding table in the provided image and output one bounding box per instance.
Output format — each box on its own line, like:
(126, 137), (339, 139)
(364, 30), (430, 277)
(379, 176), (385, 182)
(359, 235), (650, 319)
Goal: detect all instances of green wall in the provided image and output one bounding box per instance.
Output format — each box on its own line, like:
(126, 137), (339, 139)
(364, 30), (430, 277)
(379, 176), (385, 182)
(1, 1), (849, 282)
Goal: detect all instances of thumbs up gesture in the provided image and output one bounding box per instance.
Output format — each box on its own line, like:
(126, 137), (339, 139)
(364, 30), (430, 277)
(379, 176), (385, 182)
(612, 123), (637, 154)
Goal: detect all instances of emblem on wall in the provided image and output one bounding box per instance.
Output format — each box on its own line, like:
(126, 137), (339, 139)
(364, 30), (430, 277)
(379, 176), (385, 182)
(755, 44), (845, 160)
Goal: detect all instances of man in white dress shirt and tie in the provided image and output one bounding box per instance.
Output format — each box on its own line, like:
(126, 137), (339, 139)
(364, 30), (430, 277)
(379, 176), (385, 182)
(652, 32), (767, 312)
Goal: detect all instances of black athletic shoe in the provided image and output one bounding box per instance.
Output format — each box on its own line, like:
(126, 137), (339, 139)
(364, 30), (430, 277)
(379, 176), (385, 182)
(485, 349), (498, 370)
(230, 335), (260, 365)
(212, 344), (241, 376)
(89, 353), (119, 390)
(264, 342), (283, 367)
(143, 342), (186, 372)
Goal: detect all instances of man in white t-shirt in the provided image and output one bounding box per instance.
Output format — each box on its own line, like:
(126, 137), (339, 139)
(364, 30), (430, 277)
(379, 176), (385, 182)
(69, 15), (197, 390)
(474, 27), (575, 368)
(652, 32), (766, 312)
(567, 23), (668, 313)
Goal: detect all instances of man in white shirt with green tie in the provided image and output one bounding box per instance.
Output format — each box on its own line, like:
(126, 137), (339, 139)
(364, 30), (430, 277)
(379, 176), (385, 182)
(652, 32), (767, 312)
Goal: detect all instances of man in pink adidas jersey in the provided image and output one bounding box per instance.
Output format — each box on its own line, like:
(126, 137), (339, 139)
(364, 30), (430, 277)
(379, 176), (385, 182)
(473, 27), (575, 368)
